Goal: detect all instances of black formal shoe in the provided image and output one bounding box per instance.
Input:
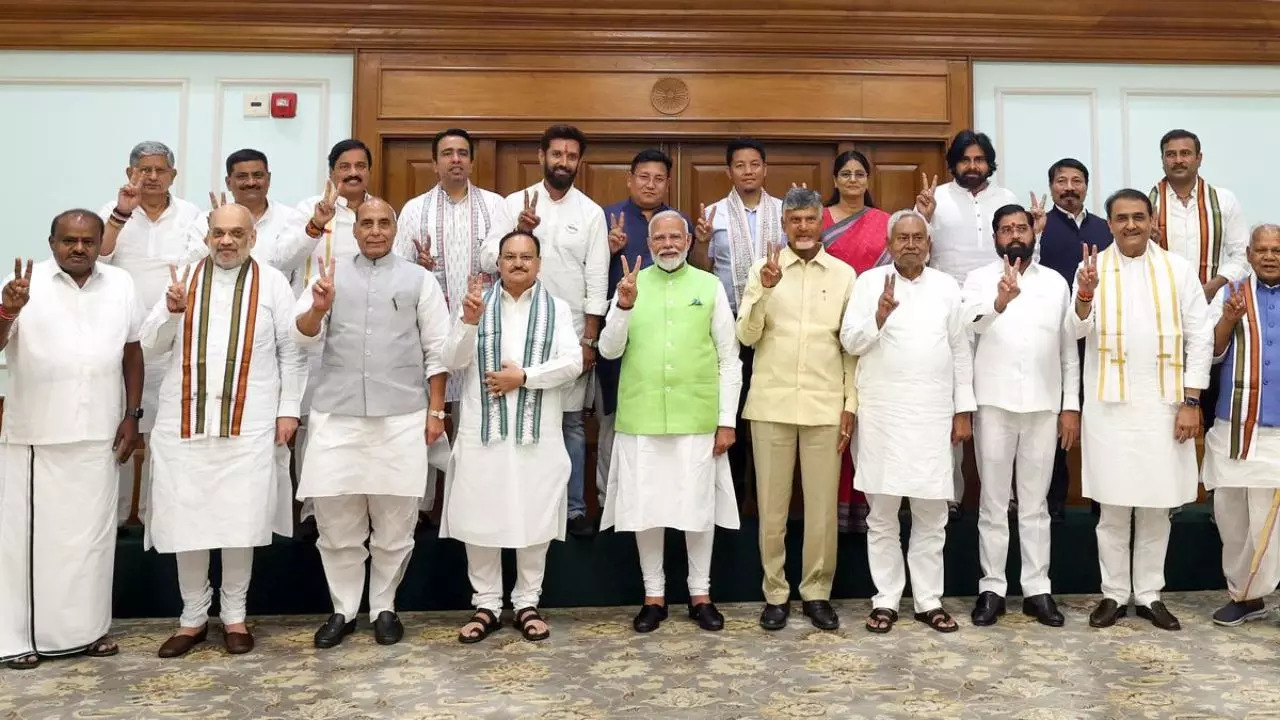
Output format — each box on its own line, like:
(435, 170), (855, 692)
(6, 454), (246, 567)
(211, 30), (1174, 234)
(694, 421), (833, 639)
(802, 600), (840, 630)
(632, 604), (668, 633)
(1022, 594), (1065, 627)
(759, 603), (790, 631)
(374, 611), (405, 645)
(158, 625), (208, 658)
(313, 614), (357, 648)
(688, 602), (725, 631)
(971, 591), (1006, 626)
(1212, 598), (1269, 627)
(1088, 599), (1127, 628)
(567, 515), (596, 538)
(1136, 601), (1181, 631)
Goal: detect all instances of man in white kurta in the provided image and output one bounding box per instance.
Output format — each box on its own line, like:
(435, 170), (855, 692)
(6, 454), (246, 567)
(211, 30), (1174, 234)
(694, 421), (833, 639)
(841, 209), (974, 634)
(440, 230), (581, 643)
(0, 209), (144, 668)
(1201, 224), (1280, 627)
(1072, 189), (1212, 632)
(294, 198), (450, 649)
(98, 141), (202, 526)
(599, 211), (741, 634)
(916, 131), (1017, 510)
(962, 204), (1078, 628)
(481, 125), (608, 535)
(142, 204), (307, 658)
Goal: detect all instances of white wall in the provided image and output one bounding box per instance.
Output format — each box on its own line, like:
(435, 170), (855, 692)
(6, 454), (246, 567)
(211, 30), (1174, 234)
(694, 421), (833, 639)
(0, 50), (353, 389)
(0, 51), (354, 259)
(973, 61), (1280, 224)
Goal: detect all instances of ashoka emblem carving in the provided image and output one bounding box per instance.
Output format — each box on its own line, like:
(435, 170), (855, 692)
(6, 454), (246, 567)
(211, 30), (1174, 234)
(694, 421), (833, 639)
(651, 78), (690, 115)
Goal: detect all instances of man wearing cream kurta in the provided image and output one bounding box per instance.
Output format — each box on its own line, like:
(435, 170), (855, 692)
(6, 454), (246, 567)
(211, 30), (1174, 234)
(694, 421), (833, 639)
(841, 209), (974, 634)
(1072, 189), (1212, 632)
(737, 188), (856, 632)
(600, 211), (742, 634)
(294, 198), (450, 649)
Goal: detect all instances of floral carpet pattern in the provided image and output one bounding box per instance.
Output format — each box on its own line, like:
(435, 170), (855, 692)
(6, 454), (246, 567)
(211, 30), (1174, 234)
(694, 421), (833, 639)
(2, 592), (1279, 719)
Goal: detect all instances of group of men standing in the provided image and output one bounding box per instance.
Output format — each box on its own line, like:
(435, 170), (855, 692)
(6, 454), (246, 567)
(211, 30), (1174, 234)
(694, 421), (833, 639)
(1, 121), (1276, 669)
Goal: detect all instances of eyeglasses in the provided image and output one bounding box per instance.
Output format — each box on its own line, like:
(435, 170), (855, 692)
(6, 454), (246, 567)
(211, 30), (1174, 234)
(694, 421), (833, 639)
(133, 166), (172, 177)
(837, 171), (868, 181)
(500, 254), (537, 263)
(996, 225), (1031, 237)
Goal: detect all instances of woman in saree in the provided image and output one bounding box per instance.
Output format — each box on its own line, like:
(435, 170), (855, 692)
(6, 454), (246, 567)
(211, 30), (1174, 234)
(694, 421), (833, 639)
(822, 150), (891, 533)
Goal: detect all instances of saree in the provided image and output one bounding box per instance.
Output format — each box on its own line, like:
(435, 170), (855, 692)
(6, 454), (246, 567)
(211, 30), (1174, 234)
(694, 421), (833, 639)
(821, 206), (891, 275)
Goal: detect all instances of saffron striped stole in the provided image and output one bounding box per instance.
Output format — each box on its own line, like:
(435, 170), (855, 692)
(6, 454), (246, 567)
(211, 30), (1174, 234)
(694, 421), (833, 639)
(179, 258), (261, 439)
(1225, 277), (1262, 460)
(1149, 177), (1224, 285)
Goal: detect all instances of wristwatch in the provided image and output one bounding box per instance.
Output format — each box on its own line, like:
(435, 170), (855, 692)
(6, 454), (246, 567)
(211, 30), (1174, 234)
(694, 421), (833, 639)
(428, 409), (447, 420)
(1182, 397), (1201, 408)
(125, 407), (145, 420)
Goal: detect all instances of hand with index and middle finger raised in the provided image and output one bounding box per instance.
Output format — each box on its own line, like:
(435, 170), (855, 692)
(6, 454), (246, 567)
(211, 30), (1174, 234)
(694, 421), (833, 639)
(413, 231), (437, 271)
(1076, 244), (1100, 296)
(1, 257), (33, 316)
(1222, 280), (1249, 324)
(208, 191), (227, 211)
(994, 256), (1021, 313)
(312, 180), (338, 227)
(760, 241), (783, 289)
(116, 175), (142, 214)
(608, 212), (628, 255)
(615, 255), (642, 310)
(695, 204), (716, 244)
(915, 172), (938, 221)
(310, 256), (337, 312)
(518, 189), (541, 233)
(875, 273), (899, 329)
(165, 263), (192, 314)
(1029, 192), (1048, 236)
(461, 274), (485, 325)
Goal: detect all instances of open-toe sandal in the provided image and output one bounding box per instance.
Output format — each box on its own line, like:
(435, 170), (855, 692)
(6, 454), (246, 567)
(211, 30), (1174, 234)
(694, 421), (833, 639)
(914, 607), (959, 633)
(514, 607), (551, 642)
(865, 607), (898, 634)
(457, 608), (502, 644)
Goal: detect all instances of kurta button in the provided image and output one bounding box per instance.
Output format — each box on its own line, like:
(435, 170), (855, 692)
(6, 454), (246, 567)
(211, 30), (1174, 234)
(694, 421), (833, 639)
(664, 386), (671, 392)
(364, 372), (370, 378)
(366, 329), (372, 335)
(365, 350), (371, 356)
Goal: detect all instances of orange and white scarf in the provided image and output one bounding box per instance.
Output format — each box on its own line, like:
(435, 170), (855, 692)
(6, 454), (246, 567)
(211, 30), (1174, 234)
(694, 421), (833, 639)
(1224, 276), (1263, 460)
(180, 258), (261, 439)
(1095, 242), (1184, 403)
(1150, 177), (1224, 285)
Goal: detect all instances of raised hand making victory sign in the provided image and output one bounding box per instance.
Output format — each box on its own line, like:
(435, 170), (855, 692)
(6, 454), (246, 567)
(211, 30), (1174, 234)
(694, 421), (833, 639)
(760, 241), (783, 289)
(615, 255), (643, 310)
(165, 264), (191, 314)
(413, 230), (437, 272)
(994, 256), (1021, 313)
(608, 212), (629, 255)
(461, 274), (485, 325)
(310, 256), (337, 313)
(517, 189), (541, 233)
(875, 273), (899, 329)
(1, 258), (34, 318)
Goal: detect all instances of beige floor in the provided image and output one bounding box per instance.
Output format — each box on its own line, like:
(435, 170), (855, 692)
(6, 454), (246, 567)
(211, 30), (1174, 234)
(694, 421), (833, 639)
(2, 591), (1278, 719)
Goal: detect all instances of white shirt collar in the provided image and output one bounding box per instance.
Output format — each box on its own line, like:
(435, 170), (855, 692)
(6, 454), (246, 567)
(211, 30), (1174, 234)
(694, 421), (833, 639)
(1055, 205), (1087, 227)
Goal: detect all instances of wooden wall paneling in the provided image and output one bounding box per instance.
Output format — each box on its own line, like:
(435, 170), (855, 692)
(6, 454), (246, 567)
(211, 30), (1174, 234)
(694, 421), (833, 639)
(5, 2), (1280, 63)
(853, 141), (946, 213)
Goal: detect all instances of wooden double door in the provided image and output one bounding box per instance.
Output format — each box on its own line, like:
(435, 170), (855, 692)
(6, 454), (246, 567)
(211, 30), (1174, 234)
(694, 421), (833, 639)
(382, 137), (943, 221)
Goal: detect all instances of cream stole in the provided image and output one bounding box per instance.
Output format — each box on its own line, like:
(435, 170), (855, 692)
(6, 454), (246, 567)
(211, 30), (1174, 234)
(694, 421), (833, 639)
(1149, 177), (1224, 285)
(180, 258), (261, 439)
(725, 189), (782, 304)
(1095, 243), (1184, 403)
(1225, 277), (1262, 459)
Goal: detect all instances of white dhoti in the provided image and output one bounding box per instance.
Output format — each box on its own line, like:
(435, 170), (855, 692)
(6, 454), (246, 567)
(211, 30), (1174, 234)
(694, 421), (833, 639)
(865, 493), (949, 613)
(601, 434), (738, 597)
(1203, 426), (1280, 601)
(974, 407), (1057, 597)
(299, 409), (429, 621)
(0, 441), (117, 660)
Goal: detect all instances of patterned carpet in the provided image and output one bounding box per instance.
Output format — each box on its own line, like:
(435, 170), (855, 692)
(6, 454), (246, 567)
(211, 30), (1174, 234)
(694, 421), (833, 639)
(3, 591), (1280, 720)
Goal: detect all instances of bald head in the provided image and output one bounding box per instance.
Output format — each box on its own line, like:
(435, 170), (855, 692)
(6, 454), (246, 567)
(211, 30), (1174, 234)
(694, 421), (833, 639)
(207, 203), (256, 269)
(354, 196), (397, 260)
(1249, 223), (1280, 285)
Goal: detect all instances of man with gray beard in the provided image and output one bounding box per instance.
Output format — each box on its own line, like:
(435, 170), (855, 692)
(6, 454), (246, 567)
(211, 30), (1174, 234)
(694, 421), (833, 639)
(598, 210), (742, 633)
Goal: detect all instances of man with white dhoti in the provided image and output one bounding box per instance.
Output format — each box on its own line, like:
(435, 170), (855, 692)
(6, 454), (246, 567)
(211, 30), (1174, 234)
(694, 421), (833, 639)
(737, 188), (856, 632)
(441, 230), (581, 643)
(1072, 189), (1212, 632)
(962, 204), (1078, 628)
(1201, 224), (1280, 627)
(142, 204), (307, 658)
(396, 128), (508, 513)
(294, 198), (450, 648)
(0, 209), (144, 669)
(599, 211), (741, 633)
(841, 209), (974, 634)
(481, 125), (608, 537)
(99, 141), (202, 527)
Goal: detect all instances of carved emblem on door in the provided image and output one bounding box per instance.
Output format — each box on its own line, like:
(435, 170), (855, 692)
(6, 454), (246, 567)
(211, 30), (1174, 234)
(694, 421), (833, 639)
(651, 78), (690, 115)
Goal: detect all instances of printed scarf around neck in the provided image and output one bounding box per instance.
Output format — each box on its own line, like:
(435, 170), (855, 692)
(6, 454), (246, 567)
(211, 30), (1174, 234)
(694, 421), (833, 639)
(426, 182), (493, 306)
(1225, 276), (1263, 459)
(725, 188), (781, 304)
(476, 280), (555, 446)
(180, 258), (261, 439)
(1149, 177), (1224, 285)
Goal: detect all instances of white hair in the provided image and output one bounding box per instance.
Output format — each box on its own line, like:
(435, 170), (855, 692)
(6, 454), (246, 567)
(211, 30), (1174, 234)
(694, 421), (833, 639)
(887, 208), (932, 240)
(1250, 223), (1280, 247)
(648, 209), (689, 236)
(129, 141), (176, 168)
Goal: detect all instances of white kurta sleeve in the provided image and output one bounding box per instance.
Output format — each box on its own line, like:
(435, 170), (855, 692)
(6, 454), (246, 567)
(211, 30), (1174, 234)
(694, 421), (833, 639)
(442, 319), (478, 373)
(841, 271), (882, 356)
(949, 289), (977, 413)
(271, 272), (308, 418)
(961, 266), (1001, 333)
(1216, 192), (1250, 283)
(291, 282), (327, 346)
(1180, 262), (1214, 390)
(1207, 286), (1229, 363)
(597, 299), (631, 361)
(265, 218), (314, 275)
(582, 206), (610, 317)
(524, 299), (584, 389)
(139, 295), (182, 362)
(710, 283), (743, 426)
(1059, 294), (1081, 412)
(416, 272), (450, 380)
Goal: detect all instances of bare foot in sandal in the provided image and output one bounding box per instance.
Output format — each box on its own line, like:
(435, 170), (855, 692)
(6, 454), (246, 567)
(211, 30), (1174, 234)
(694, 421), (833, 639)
(458, 608), (502, 644)
(865, 607), (897, 633)
(914, 607), (959, 633)
(514, 607), (550, 642)
(6, 653), (40, 670)
(83, 636), (119, 658)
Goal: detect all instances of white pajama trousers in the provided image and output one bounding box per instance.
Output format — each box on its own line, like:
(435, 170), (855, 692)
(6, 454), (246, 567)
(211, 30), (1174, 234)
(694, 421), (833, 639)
(465, 543), (551, 613)
(865, 493), (949, 613)
(312, 494), (418, 621)
(1097, 504), (1171, 606)
(975, 407), (1056, 597)
(1214, 487), (1280, 601)
(175, 548), (254, 628)
(635, 527), (714, 597)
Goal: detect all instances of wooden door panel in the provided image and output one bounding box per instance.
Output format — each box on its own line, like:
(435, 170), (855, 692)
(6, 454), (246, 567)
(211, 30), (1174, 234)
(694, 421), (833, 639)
(852, 141), (946, 215)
